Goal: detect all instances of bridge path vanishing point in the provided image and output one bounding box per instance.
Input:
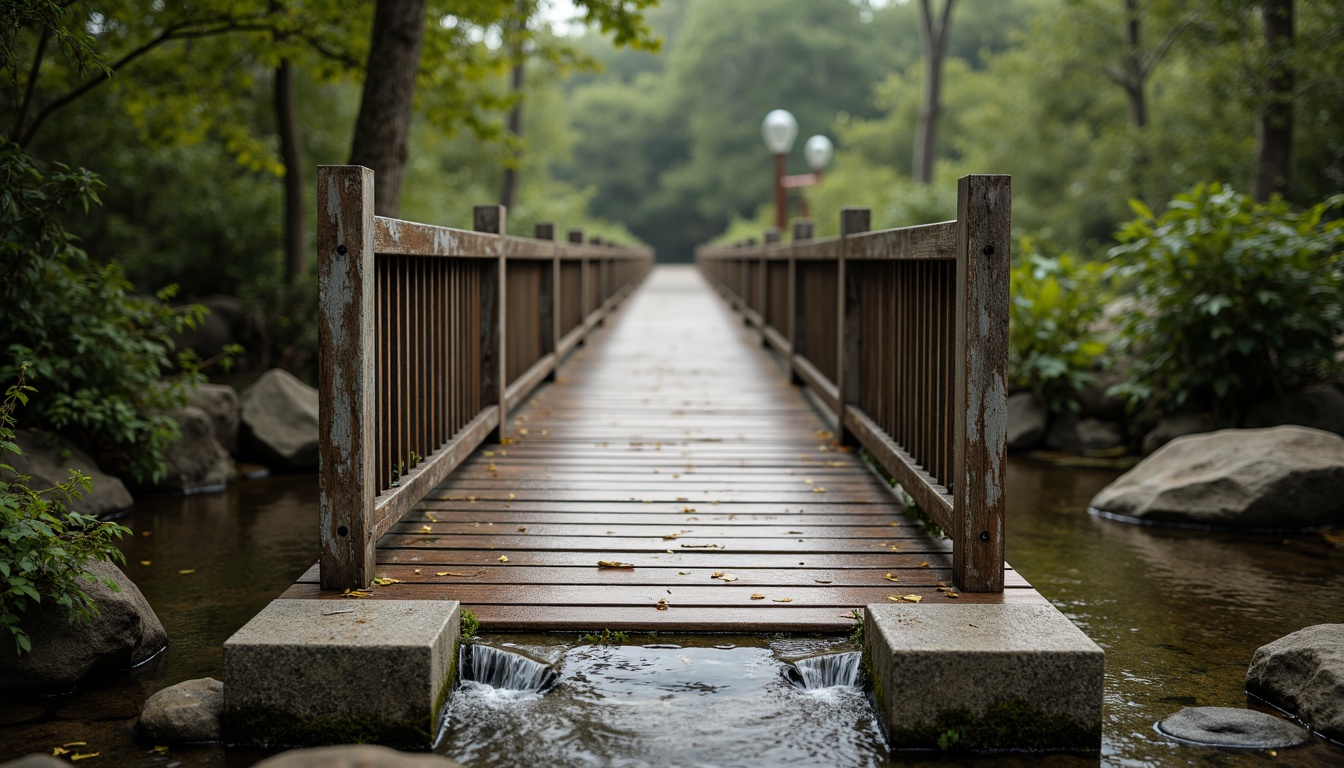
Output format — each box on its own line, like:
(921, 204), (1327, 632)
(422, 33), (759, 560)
(284, 265), (1045, 631)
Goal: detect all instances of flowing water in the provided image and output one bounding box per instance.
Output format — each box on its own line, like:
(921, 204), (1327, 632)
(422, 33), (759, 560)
(1, 459), (1342, 767)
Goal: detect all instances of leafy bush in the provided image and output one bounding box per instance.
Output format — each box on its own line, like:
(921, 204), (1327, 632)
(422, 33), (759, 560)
(1008, 237), (1111, 414)
(1, 368), (131, 655)
(0, 139), (219, 484)
(1107, 183), (1344, 425)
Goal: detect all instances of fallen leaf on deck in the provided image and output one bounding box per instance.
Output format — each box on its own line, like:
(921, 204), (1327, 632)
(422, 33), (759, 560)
(598, 560), (634, 568)
(655, 598), (669, 610)
(678, 570), (690, 575)
(771, 597), (793, 603)
(436, 571), (483, 577)
(541, 429), (549, 436)
(751, 594), (766, 600)
(787, 531), (804, 535)
(421, 525), (432, 533)
(889, 545), (901, 552)
(484, 451), (495, 457)
(919, 561), (929, 568)
(719, 574), (738, 582)
(70, 753), (99, 761)
(62, 743), (87, 748)
(710, 571), (724, 578)
(812, 487), (826, 493)
(371, 577), (402, 586)
(52, 748), (70, 757)
(150, 746), (169, 755)
(816, 430), (834, 440)
(803, 478), (814, 485)
(178, 569), (195, 575)
(139, 560), (151, 566)
(682, 507), (696, 513)
(884, 573), (900, 582)
(946, 592), (960, 598)
(467, 496), (477, 503)
(413, 569), (422, 574)
(887, 521), (901, 527)
(519, 429), (529, 435)
(676, 496), (688, 501)
(517, 527), (527, 532)
(681, 543), (724, 549)
(426, 514), (438, 522)
(826, 461), (847, 467)
(488, 464), (497, 472)
(661, 533), (680, 540)
(814, 579), (832, 584)
(508, 492), (516, 500)
(497, 555), (509, 562)
(342, 589), (373, 598)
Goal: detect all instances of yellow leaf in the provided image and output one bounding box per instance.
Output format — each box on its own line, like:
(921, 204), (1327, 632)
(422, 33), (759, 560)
(676, 496), (689, 501)
(903, 594), (923, 603)
(139, 560), (151, 566)
(519, 428), (529, 435)
(436, 570), (483, 577)
(682, 507), (696, 513)
(771, 597), (793, 603)
(884, 573), (900, 582)
(710, 571), (724, 579)
(655, 598), (669, 611)
(678, 571), (690, 575)
(371, 577), (401, 586)
(151, 746), (169, 755)
(71, 753), (100, 761)
(488, 464), (497, 472)
(887, 521), (901, 527)
(720, 575), (738, 583)
(501, 437), (513, 445)
(426, 513), (438, 523)
(887, 595), (903, 602)
(468, 496), (477, 503)
(803, 478), (814, 485)
(919, 561), (929, 568)
(662, 533), (680, 540)
(498, 556), (509, 562)
(484, 451), (495, 457)
(421, 525), (432, 533)
(62, 742), (87, 748)
(812, 487), (826, 493)
(751, 593), (766, 600)
(508, 492), (516, 501)
(178, 569), (195, 575)
(52, 748), (70, 757)
(946, 592), (960, 599)
(597, 560), (633, 568)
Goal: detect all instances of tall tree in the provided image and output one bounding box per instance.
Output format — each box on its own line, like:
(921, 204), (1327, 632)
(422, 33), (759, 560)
(913, 0), (954, 184)
(348, 0), (428, 218)
(499, 3), (528, 211)
(1252, 0), (1294, 200)
(1102, 0), (1194, 129)
(274, 57), (306, 282)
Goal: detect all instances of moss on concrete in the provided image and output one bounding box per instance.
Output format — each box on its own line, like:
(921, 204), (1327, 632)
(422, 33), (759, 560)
(880, 699), (1101, 752)
(224, 703), (434, 750)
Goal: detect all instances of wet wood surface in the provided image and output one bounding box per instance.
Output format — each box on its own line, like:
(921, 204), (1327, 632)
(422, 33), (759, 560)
(294, 266), (1041, 631)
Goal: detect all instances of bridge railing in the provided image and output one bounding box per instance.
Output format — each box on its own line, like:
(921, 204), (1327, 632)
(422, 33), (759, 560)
(317, 165), (653, 590)
(696, 174), (1009, 593)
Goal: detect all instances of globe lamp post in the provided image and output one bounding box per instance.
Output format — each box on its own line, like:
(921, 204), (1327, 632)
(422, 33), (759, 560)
(761, 109), (798, 230)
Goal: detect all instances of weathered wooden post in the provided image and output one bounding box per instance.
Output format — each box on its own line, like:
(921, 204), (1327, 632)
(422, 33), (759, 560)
(788, 220), (812, 383)
(952, 174), (1010, 592)
(569, 229), (588, 321)
(536, 222), (559, 380)
(317, 165), (377, 591)
(475, 205), (507, 441)
(837, 207), (870, 441)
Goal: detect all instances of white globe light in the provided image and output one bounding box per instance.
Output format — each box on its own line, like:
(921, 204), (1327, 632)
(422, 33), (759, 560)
(761, 109), (798, 155)
(804, 135), (834, 172)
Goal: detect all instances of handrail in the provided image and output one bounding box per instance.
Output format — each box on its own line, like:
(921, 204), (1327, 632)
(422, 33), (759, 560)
(695, 174), (1010, 592)
(317, 165), (653, 590)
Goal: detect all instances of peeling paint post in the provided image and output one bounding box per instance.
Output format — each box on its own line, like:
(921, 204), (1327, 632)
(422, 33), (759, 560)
(952, 175), (1010, 593)
(837, 207), (871, 444)
(476, 205), (507, 441)
(317, 165), (377, 591)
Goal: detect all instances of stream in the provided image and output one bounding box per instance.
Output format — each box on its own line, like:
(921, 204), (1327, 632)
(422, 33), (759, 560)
(0, 457), (1341, 767)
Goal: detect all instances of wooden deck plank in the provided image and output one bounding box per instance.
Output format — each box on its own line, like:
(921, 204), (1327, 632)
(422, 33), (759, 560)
(295, 266), (1035, 631)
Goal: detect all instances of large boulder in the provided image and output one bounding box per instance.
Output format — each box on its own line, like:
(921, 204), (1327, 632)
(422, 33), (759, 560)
(6, 431), (132, 517)
(1245, 384), (1344, 438)
(1006, 392), (1048, 451)
(150, 406), (232, 494)
(0, 559), (167, 695)
(1091, 426), (1344, 529)
(1245, 624), (1344, 742)
(137, 677), (224, 743)
(186, 383), (241, 454)
(240, 369), (319, 472)
(253, 746), (467, 768)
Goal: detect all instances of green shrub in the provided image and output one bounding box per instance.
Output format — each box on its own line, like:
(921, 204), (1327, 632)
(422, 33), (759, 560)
(0, 140), (223, 484)
(1107, 183), (1344, 425)
(1008, 237), (1111, 414)
(1, 368), (131, 655)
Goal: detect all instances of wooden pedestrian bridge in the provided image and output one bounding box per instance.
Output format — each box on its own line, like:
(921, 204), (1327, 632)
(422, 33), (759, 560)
(224, 167), (1102, 752)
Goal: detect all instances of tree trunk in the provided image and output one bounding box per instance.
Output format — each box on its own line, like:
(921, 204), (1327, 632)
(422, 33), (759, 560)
(499, 12), (526, 211)
(274, 59), (306, 283)
(1123, 0), (1148, 129)
(1252, 0), (1294, 201)
(913, 0), (955, 185)
(348, 0), (429, 217)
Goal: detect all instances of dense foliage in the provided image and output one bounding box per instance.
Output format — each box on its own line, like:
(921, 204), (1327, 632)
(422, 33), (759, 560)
(0, 140), (215, 484)
(1008, 240), (1111, 414)
(1, 369), (131, 655)
(1107, 183), (1344, 425)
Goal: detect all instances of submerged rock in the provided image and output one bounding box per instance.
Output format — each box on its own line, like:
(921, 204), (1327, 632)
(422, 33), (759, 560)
(1006, 392), (1047, 451)
(240, 369), (319, 472)
(1090, 426), (1344, 529)
(0, 559), (167, 695)
(1246, 624), (1344, 742)
(6, 431), (133, 517)
(1156, 706), (1308, 748)
(137, 677), (224, 743)
(253, 745), (467, 767)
